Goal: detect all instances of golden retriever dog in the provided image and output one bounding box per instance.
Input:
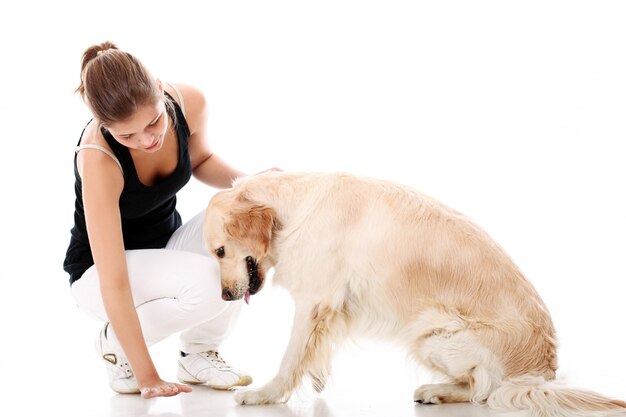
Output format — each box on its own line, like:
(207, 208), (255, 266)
(204, 171), (626, 417)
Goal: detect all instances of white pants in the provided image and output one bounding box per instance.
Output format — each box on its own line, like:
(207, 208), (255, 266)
(71, 211), (242, 354)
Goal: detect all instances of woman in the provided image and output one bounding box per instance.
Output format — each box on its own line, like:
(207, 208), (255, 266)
(64, 41), (269, 398)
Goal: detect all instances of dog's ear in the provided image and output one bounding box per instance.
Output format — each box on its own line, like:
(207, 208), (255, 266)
(225, 204), (279, 258)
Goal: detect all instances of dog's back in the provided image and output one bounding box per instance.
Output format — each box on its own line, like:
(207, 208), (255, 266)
(315, 174), (558, 374)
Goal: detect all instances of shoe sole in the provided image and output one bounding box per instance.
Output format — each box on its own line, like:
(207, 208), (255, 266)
(182, 375), (253, 390)
(178, 365), (253, 390)
(112, 386), (141, 394)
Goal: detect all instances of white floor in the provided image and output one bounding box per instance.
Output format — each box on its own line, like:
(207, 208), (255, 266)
(1, 281), (625, 417)
(84, 388), (501, 417)
(3, 340), (624, 417)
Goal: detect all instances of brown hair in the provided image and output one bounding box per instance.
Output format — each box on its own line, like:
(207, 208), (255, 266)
(76, 41), (175, 126)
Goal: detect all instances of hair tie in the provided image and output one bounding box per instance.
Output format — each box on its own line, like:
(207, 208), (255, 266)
(97, 49), (109, 56)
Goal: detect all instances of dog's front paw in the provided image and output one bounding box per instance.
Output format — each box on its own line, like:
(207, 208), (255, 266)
(234, 387), (287, 405)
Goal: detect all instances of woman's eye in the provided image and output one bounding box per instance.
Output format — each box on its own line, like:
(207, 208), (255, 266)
(149, 118), (159, 126)
(215, 246), (225, 258)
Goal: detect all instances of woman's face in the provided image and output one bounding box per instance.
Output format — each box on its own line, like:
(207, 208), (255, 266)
(106, 100), (169, 153)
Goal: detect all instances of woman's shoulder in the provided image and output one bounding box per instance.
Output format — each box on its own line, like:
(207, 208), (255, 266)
(164, 82), (207, 135)
(76, 120), (122, 180)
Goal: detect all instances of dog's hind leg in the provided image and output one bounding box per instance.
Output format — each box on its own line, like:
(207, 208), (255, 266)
(410, 310), (503, 405)
(235, 303), (344, 405)
(412, 332), (502, 405)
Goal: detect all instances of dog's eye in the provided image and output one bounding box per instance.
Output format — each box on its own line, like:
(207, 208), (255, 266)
(215, 246), (225, 258)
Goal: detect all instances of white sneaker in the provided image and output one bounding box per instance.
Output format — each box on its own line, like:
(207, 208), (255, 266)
(177, 351), (252, 390)
(95, 323), (140, 394)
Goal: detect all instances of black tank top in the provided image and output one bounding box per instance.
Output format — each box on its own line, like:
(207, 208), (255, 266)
(63, 93), (193, 285)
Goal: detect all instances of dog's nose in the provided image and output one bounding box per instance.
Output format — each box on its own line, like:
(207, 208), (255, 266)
(222, 288), (234, 301)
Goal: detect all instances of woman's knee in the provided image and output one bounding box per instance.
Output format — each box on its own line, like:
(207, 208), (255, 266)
(172, 252), (227, 314)
(165, 211), (207, 255)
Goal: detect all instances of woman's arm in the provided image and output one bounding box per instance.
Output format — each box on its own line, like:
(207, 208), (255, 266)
(79, 138), (189, 398)
(174, 84), (247, 189)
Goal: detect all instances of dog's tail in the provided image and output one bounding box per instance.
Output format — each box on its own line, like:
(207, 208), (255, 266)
(486, 375), (626, 417)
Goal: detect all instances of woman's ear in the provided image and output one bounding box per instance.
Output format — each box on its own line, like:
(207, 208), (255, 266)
(225, 205), (278, 259)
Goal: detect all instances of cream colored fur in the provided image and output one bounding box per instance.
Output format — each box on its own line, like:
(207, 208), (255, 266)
(203, 172), (626, 417)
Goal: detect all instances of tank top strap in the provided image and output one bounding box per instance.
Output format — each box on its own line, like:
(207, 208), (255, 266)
(75, 144), (124, 174)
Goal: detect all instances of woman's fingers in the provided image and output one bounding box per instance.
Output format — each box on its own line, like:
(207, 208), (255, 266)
(176, 383), (193, 393)
(254, 167), (283, 175)
(141, 382), (192, 398)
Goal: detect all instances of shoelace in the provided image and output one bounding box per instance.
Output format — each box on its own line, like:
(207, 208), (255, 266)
(202, 351), (232, 370)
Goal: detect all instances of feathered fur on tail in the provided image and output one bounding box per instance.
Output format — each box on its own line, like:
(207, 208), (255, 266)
(487, 376), (626, 417)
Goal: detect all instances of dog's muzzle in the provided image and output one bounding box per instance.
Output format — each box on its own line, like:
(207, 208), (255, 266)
(221, 256), (261, 303)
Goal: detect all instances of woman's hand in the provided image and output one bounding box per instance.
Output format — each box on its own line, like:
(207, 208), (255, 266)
(140, 379), (193, 399)
(254, 167), (283, 175)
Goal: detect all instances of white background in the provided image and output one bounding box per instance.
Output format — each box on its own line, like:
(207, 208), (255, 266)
(0, 1), (625, 416)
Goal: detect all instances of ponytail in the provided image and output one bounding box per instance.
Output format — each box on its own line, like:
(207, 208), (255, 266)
(76, 41), (119, 98)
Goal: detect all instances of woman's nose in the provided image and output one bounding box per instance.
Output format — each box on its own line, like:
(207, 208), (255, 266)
(139, 133), (155, 146)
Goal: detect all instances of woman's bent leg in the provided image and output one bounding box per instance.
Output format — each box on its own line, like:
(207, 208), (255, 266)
(71, 249), (230, 350)
(71, 209), (251, 390)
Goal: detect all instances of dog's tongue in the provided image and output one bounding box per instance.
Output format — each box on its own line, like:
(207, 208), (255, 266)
(244, 290), (251, 305)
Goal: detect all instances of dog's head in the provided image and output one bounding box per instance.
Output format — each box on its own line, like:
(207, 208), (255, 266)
(204, 189), (279, 303)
